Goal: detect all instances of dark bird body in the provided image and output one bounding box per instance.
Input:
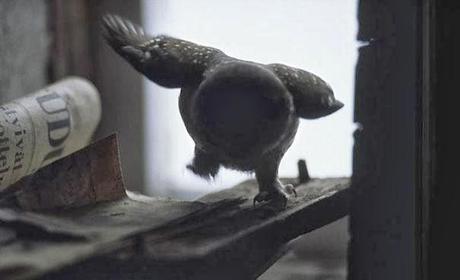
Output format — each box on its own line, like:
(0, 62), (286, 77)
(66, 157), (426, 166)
(102, 15), (343, 208)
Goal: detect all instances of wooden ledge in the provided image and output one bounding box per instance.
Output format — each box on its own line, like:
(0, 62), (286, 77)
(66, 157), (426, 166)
(0, 135), (350, 280)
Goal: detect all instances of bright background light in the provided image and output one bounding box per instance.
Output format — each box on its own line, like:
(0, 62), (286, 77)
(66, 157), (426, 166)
(143, 0), (358, 199)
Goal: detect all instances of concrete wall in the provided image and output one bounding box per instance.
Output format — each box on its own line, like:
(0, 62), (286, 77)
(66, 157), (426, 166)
(0, 0), (49, 103)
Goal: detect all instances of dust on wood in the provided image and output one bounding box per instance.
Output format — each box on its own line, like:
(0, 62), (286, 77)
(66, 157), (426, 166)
(0, 135), (350, 280)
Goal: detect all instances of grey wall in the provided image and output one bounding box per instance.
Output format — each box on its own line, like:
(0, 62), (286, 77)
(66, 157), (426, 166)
(0, 0), (49, 103)
(1, 0), (145, 192)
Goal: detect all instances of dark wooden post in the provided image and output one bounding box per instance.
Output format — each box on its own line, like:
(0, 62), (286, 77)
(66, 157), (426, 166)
(349, 1), (420, 279)
(427, 1), (460, 279)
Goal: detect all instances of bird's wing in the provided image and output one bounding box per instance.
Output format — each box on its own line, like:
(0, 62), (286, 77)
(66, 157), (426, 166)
(268, 63), (336, 119)
(101, 14), (226, 88)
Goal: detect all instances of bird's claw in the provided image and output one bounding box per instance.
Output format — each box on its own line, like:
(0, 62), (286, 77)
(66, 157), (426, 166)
(253, 191), (288, 209)
(253, 184), (297, 209)
(285, 184), (297, 197)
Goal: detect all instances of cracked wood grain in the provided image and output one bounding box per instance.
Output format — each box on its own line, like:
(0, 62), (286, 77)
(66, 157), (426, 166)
(0, 135), (350, 280)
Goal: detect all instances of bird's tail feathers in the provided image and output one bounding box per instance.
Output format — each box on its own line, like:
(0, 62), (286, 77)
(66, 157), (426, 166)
(101, 14), (149, 53)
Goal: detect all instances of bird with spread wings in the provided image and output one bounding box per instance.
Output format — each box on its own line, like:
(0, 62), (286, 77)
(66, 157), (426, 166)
(101, 15), (343, 209)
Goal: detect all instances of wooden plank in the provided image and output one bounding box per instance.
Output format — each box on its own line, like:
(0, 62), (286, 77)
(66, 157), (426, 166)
(0, 135), (204, 280)
(1, 179), (349, 280)
(0, 135), (350, 280)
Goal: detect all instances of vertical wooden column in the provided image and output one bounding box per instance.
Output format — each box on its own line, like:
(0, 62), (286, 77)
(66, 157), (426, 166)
(427, 1), (460, 279)
(48, 0), (93, 80)
(349, 1), (420, 279)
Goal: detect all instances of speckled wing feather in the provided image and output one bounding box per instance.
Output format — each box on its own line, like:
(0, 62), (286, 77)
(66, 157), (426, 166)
(102, 14), (227, 88)
(268, 63), (336, 119)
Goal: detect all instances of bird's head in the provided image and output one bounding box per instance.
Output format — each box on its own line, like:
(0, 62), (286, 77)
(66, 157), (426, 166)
(298, 80), (343, 119)
(275, 65), (343, 119)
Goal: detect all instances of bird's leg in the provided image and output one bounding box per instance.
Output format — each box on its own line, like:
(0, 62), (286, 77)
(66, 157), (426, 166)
(187, 146), (220, 179)
(254, 158), (296, 209)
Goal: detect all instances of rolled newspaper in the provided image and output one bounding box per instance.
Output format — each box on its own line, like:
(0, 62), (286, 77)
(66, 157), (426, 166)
(0, 77), (101, 192)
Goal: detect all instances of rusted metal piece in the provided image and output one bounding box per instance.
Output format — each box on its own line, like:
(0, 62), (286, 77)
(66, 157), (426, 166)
(13, 134), (126, 211)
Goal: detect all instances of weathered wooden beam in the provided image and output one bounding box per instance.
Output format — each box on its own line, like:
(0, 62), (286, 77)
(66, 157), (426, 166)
(350, 1), (419, 279)
(427, 1), (460, 279)
(0, 135), (350, 280)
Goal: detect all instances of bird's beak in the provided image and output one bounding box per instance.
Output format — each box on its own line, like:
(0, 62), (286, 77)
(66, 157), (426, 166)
(317, 99), (344, 118)
(331, 100), (344, 113)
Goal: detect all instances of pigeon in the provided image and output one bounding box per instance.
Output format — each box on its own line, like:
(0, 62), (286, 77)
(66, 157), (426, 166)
(101, 14), (343, 209)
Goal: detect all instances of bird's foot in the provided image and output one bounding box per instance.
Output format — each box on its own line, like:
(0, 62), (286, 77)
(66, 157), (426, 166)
(253, 184), (297, 209)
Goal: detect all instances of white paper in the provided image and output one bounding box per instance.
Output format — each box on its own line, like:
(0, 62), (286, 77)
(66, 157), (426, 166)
(0, 77), (101, 191)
